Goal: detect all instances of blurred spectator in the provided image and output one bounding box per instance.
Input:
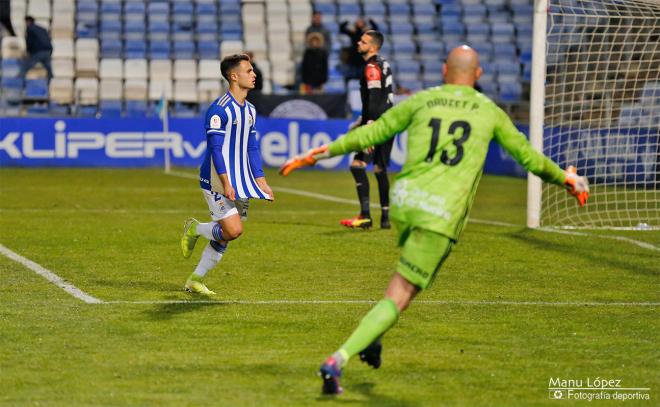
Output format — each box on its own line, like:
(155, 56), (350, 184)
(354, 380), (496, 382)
(339, 18), (378, 80)
(300, 32), (328, 94)
(19, 16), (53, 81)
(246, 51), (263, 92)
(0, 0), (16, 36)
(305, 11), (331, 54)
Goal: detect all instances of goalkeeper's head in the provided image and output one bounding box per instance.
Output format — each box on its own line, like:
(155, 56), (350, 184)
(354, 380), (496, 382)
(443, 46), (483, 88)
(221, 54), (256, 90)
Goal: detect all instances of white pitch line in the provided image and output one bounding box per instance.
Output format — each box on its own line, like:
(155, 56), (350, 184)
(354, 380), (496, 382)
(103, 299), (659, 307)
(0, 244), (104, 304)
(166, 171), (660, 252)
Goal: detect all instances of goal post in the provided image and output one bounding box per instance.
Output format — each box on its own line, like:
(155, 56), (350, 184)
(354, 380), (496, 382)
(527, 0), (660, 230)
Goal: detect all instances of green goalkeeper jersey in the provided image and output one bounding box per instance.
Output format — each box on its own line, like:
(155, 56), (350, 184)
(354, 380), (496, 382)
(328, 84), (565, 241)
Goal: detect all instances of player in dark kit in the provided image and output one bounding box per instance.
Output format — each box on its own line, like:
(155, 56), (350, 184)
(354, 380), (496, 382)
(340, 30), (395, 230)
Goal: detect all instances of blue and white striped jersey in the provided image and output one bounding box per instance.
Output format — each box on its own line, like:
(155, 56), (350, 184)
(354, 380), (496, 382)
(199, 92), (269, 200)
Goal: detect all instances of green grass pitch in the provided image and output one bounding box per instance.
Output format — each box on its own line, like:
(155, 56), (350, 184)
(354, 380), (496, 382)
(0, 168), (658, 406)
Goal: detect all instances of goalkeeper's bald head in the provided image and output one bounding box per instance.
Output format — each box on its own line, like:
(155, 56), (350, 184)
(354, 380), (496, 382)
(443, 45), (483, 88)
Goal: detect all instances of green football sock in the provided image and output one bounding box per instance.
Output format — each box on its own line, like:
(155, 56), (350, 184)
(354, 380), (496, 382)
(336, 298), (399, 366)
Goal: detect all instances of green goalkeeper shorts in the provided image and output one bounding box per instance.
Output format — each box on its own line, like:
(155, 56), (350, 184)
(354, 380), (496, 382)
(396, 226), (454, 290)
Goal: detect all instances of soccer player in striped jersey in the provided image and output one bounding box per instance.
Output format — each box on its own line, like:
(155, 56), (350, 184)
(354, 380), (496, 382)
(180, 54), (274, 295)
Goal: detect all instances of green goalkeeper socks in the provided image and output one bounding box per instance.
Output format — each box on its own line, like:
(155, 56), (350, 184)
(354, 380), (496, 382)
(335, 298), (399, 367)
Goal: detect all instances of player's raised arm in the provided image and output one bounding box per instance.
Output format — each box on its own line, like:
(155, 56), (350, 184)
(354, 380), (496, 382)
(493, 108), (589, 206)
(279, 98), (414, 176)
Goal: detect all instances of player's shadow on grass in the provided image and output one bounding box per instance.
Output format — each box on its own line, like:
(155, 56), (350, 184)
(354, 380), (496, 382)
(316, 381), (420, 406)
(506, 229), (659, 276)
(92, 279), (177, 292)
(145, 300), (225, 321)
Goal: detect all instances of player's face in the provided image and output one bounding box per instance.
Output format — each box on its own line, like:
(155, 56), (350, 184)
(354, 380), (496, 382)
(233, 60), (256, 90)
(357, 34), (372, 55)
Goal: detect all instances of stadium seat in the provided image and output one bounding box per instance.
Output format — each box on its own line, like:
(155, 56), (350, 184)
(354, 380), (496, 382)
(25, 79), (49, 99)
(99, 59), (124, 80)
(174, 60), (198, 81)
(499, 82), (522, 102)
(74, 77), (99, 105)
(198, 80), (222, 105)
(124, 59), (148, 81)
(49, 78), (74, 106)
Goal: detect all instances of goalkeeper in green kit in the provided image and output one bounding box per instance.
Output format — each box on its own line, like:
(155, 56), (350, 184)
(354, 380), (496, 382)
(279, 46), (590, 395)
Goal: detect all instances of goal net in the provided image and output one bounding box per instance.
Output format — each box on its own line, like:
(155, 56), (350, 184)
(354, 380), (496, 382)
(528, 0), (659, 230)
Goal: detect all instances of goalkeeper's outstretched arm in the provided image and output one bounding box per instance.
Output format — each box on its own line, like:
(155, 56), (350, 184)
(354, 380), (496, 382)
(493, 107), (589, 206)
(279, 96), (415, 176)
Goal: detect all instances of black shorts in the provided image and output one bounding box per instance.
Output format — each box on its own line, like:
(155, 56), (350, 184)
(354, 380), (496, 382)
(354, 136), (395, 169)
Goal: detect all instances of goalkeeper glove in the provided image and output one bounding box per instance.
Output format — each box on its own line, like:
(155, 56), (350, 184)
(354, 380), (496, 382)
(279, 145), (330, 176)
(564, 166), (589, 207)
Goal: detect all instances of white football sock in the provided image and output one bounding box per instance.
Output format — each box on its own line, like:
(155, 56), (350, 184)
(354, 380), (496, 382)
(193, 242), (226, 278)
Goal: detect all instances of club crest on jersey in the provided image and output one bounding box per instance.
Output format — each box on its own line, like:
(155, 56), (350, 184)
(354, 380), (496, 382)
(210, 115), (221, 129)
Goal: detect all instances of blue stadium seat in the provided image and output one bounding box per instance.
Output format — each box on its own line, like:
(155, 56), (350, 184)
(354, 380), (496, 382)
(493, 43), (517, 58)
(441, 21), (464, 40)
(173, 42), (196, 59)
(488, 11), (511, 24)
(1, 59), (21, 77)
(499, 82), (522, 103)
(364, 3), (386, 17)
(149, 41), (171, 59)
(196, 2), (217, 15)
(466, 24), (489, 43)
(148, 21), (170, 41)
(471, 43), (493, 61)
(520, 44), (532, 64)
(100, 100), (123, 117)
(390, 22), (414, 36)
(313, 3), (337, 16)
(389, 3), (411, 15)
(338, 4), (361, 15)
(198, 42), (219, 59)
(24, 79), (49, 99)
(125, 101), (147, 117)
(101, 40), (123, 58)
(26, 103), (50, 115)
(124, 2), (145, 14)
(463, 4), (487, 24)
(76, 22), (97, 38)
(412, 3), (436, 16)
(100, 2), (121, 14)
(423, 59), (443, 72)
(420, 42), (444, 57)
(50, 103), (71, 115)
(100, 20), (122, 40)
(77, 105), (98, 117)
(124, 24), (146, 41)
(416, 21), (438, 35)
(522, 62), (532, 81)
(492, 23), (515, 43)
(125, 40), (147, 59)
(440, 3), (461, 18)
(0, 77), (19, 93)
(478, 81), (498, 98)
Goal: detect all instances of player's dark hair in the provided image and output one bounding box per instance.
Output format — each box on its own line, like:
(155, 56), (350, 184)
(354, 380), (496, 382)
(364, 30), (384, 49)
(221, 54), (251, 81)
(25, 16), (35, 24)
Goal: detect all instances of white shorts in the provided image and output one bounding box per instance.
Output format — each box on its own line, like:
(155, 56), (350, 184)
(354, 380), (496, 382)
(202, 190), (249, 222)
